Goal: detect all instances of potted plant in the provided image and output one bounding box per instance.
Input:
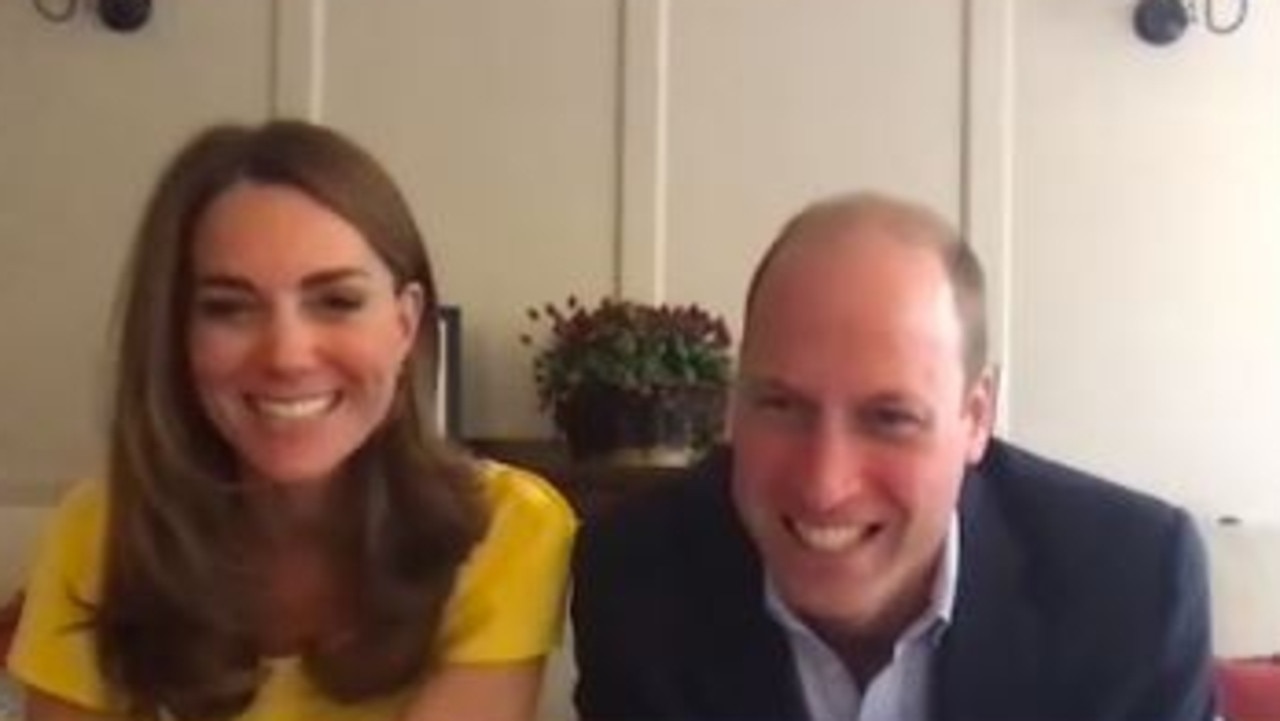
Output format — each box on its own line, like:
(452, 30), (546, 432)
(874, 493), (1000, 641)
(522, 296), (733, 464)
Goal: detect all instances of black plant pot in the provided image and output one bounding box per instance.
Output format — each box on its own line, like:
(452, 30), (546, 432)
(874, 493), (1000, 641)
(555, 384), (723, 464)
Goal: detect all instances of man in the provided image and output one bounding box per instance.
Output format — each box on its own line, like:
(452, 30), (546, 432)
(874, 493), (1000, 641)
(571, 192), (1215, 721)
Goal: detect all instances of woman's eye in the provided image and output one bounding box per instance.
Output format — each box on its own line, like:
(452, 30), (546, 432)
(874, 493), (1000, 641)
(192, 296), (254, 320)
(313, 292), (366, 315)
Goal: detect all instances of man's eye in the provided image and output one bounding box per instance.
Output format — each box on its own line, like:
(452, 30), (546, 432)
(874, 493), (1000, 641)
(860, 407), (924, 437)
(755, 394), (800, 413)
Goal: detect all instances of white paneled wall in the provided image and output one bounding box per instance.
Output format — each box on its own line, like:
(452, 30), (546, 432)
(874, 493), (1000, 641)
(663, 1), (963, 332)
(323, 1), (621, 439)
(1006, 0), (1280, 523)
(1, 0), (1278, 665)
(0, 0), (274, 495)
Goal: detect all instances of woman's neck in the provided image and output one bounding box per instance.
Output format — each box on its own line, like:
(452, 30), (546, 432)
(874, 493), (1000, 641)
(243, 477), (341, 547)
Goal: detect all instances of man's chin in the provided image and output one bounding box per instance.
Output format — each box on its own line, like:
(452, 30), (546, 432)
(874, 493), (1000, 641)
(778, 579), (889, 632)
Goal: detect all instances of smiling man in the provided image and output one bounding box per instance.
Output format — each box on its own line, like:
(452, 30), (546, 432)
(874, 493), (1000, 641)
(571, 192), (1215, 721)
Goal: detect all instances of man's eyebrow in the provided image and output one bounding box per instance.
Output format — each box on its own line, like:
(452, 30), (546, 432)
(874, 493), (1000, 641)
(738, 375), (800, 395)
(861, 390), (916, 405)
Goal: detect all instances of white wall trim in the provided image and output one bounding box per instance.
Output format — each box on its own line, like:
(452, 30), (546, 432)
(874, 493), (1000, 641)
(616, 0), (670, 303)
(962, 0), (1016, 433)
(271, 0), (326, 121)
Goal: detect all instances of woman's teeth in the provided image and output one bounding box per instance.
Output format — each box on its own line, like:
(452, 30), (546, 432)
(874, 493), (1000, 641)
(253, 394), (337, 420)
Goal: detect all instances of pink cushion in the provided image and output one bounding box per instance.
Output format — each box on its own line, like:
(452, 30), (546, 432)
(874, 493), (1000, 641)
(1217, 656), (1280, 721)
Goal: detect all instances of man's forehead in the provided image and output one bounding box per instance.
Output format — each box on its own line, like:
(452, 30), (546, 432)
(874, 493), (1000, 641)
(753, 229), (952, 315)
(741, 230), (966, 375)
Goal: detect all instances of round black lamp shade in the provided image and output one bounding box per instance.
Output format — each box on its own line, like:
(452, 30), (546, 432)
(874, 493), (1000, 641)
(99, 0), (151, 32)
(1134, 0), (1190, 45)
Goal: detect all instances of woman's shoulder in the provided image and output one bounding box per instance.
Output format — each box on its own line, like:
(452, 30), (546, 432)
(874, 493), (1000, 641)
(57, 478), (108, 512)
(475, 460), (577, 535)
(45, 479), (109, 543)
(436, 462), (578, 663)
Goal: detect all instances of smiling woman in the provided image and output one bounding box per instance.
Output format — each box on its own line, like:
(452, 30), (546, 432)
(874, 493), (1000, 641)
(187, 179), (425, 490)
(4, 121), (575, 721)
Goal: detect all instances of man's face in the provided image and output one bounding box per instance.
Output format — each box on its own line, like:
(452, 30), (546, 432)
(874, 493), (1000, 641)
(730, 230), (992, 641)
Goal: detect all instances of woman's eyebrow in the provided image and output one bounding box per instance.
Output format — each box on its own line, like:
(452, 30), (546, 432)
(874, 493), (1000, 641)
(301, 267), (372, 289)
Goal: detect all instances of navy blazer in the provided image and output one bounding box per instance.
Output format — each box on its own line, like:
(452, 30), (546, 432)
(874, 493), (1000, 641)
(571, 439), (1215, 721)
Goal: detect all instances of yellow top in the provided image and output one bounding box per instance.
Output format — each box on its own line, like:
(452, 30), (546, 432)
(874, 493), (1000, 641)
(6, 461), (577, 720)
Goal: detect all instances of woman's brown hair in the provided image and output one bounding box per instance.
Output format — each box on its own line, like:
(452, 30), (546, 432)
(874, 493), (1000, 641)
(95, 120), (487, 720)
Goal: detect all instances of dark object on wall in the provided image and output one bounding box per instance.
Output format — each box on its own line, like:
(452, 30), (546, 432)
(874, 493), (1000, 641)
(98, 0), (150, 32)
(1134, 0), (1190, 45)
(433, 306), (462, 439)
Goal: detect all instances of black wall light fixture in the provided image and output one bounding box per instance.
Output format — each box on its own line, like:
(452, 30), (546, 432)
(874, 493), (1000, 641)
(1133, 0), (1249, 46)
(98, 0), (151, 32)
(1133, 0), (1191, 45)
(31, 0), (151, 32)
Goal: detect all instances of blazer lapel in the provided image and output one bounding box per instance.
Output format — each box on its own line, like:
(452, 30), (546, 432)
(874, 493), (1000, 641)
(683, 454), (808, 721)
(934, 467), (1046, 721)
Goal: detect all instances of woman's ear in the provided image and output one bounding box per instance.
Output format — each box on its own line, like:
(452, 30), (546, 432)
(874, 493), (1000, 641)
(396, 282), (426, 355)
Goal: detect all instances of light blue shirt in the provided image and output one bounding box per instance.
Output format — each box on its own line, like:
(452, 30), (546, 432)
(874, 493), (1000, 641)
(764, 515), (958, 721)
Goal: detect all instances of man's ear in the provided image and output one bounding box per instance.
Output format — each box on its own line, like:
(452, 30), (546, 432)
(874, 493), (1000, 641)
(963, 365), (997, 463)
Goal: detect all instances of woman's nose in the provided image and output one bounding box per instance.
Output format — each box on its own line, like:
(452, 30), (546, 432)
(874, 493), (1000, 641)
(256, 313), (318, 373)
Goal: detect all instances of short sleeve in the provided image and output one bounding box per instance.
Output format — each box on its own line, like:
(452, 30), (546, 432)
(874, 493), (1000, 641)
(6, 480), (114, 711)
(437, 463), (578, 663)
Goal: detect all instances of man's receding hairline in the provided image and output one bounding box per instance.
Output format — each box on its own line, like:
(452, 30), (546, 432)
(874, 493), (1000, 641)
(745, 192), (959, 320)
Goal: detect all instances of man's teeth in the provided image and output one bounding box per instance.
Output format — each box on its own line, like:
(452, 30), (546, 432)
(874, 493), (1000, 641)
(791, 521), (876, 552)
(254, 394), (336, 420)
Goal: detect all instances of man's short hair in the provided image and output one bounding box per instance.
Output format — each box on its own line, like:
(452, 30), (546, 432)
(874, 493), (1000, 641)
(743, 191), (989, 382)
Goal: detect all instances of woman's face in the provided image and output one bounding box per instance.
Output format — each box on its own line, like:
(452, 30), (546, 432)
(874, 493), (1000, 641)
(187, 181), (423, 488)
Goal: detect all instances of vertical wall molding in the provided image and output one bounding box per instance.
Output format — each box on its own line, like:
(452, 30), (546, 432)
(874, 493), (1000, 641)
(271, 0), (326, 121)
(962, 0), (1016, 432)
(616, 0), (670, 303)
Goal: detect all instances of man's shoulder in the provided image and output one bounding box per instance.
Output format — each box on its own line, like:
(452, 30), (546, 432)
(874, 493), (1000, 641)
(573, 447), (738, 579)
(975, 438), (1185, 525)
(970, 439), (1194, 575)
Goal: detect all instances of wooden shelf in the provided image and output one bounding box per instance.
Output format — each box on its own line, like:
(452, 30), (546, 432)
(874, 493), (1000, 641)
(464, 438), (690, 519)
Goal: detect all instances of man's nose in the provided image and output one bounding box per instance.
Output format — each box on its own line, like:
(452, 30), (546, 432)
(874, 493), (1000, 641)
(796, 417), (866, 512)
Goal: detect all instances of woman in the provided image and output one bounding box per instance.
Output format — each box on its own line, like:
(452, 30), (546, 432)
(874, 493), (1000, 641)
(6, 121), (576, 721)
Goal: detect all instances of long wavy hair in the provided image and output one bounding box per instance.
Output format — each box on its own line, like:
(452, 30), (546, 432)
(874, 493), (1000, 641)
(95, 120), (488, 720)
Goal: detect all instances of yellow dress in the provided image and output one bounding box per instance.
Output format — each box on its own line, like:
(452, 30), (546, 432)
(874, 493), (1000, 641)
(6, 461), (577, 720)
